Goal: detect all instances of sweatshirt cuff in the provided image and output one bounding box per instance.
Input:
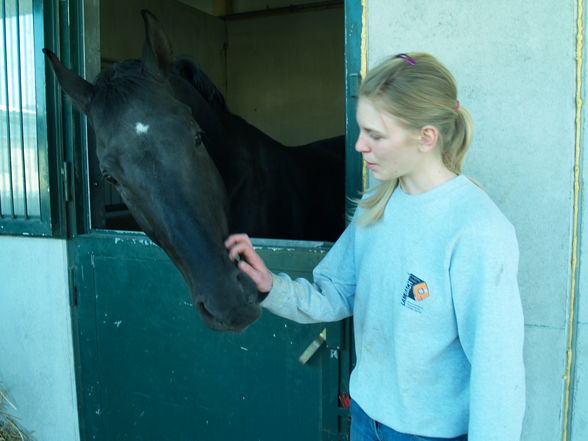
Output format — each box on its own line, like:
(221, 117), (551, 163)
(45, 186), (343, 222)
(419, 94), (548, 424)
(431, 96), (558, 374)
(260, 272), (288, 310)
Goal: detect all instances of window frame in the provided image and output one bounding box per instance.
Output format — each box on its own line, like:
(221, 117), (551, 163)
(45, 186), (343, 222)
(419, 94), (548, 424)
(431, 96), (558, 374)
(0, 0), (68, 237)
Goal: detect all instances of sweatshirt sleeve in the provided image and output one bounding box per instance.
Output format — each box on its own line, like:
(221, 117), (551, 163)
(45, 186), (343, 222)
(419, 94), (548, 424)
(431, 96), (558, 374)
(260, 224), (357, 324)
(450, 220), (525, 441)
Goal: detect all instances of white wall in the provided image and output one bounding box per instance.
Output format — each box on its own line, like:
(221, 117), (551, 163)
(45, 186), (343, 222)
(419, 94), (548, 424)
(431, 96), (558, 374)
(573, 18), (588, 435)
(366, 1), (581, 440)
(0, 236), (79, 441)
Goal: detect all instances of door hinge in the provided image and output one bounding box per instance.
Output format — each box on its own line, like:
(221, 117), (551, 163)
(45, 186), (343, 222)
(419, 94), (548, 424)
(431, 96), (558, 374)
(69, 266), (78, 307)
(348, 72), (361, 98)
(62, 161), (73, 202)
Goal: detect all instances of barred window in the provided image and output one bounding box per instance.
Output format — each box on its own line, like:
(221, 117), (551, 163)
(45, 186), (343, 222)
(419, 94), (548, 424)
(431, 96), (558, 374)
(0, 0), (56, 236)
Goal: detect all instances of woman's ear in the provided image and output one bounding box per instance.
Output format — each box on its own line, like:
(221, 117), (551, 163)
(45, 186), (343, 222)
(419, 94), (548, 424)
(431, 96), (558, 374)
(418, 125), (440, 152)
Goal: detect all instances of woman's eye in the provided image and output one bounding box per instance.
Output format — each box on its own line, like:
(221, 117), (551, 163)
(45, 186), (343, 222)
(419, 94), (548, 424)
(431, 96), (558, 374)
(368, 133), (381, 141)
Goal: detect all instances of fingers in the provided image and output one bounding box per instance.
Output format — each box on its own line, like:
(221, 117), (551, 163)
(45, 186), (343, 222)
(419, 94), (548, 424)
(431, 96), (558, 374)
(225, 234), (251, 260)
(237, 259), (266, 287)
(228, 241), (259, 264)
(237, 260), (272, 293)
(225, 233), (273, 293)
(225, 235), (266, 272)
(225, 233), (252, 250)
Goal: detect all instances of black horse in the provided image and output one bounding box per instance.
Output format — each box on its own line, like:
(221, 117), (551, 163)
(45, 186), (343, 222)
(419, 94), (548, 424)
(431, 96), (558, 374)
(170, 56), (345, 241)
(43, 10), (345, 332)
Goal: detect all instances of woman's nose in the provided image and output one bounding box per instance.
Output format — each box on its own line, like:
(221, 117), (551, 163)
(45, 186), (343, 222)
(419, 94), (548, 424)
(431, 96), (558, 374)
(355, 134), (370, 153)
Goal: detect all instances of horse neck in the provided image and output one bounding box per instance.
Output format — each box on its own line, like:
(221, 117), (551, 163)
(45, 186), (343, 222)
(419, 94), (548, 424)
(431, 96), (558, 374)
(169, 73), (283, 173)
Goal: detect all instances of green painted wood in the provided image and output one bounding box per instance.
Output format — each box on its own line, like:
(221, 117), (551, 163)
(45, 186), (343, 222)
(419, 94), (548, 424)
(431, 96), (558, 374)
(71, 233), (345, 441)
(65, 2), (362, 440)
(344, 0), (364, 214)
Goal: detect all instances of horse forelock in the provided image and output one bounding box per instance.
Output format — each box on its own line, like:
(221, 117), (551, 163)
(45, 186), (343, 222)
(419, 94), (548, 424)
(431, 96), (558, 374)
(91, 59), (174, 131)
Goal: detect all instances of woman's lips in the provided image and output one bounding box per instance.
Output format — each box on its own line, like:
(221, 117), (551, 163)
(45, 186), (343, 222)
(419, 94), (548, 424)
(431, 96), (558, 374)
(365, 161), (376, 169)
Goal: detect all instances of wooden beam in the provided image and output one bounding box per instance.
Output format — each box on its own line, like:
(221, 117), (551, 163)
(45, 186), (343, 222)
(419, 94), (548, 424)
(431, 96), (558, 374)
(211, 0), (228, 16)
(224, 1), (343, 21)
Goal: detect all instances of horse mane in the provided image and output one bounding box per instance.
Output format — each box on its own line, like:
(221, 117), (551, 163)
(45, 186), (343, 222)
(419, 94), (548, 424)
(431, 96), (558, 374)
(172, 57), (227, 113)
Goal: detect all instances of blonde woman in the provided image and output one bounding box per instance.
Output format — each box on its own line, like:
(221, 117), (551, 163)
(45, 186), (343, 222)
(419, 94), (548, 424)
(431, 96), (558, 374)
(226, 53), (525, 441)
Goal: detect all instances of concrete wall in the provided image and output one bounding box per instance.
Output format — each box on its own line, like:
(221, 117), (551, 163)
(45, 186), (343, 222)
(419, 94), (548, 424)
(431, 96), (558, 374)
(0, 236), (78, 441)
(574, 25), (588, 437)
(100, 0), (227, 95)
(11, 1), (582, 440)
(226, 7), (345, 145)
(100, 0), (344, 147)
(366, 1), (582, 440)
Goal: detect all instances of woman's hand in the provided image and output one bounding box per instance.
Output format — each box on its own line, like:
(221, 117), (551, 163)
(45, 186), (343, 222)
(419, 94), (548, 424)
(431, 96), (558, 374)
(225, 234), (273, 293)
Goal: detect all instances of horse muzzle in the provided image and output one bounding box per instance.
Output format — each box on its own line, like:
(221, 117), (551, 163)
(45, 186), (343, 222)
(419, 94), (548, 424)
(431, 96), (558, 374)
(189, 269), (262, 333)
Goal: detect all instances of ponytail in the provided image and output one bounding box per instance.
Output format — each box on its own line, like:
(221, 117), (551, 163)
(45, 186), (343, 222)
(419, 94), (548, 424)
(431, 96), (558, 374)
(442, 104), (474, 175)
(354, 53), (474, 226)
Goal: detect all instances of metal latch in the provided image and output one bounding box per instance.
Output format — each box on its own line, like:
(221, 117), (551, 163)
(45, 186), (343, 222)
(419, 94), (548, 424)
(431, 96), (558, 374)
(298, 328), (327, 364)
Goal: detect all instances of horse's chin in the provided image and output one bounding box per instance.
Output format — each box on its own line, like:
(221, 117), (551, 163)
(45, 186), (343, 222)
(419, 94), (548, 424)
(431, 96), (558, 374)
(196, 301), (261, 333)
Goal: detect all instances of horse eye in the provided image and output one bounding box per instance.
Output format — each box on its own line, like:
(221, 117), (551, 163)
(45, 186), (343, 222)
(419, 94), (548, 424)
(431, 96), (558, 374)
(194, 131), (204, 146)
(104, 174), (118, 185)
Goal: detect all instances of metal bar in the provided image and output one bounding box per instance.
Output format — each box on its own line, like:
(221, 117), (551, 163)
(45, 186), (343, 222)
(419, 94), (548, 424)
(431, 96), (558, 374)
(224, 0), (343, 20)
(25, 0), (41, 218)
(34, 0), (54, 227)
(15, 0), (29, 218)
(344, 0), (365, 217)
(0, 0), (4, 218)
(562, 2), (584, 440)
(2, 0), (15, 218)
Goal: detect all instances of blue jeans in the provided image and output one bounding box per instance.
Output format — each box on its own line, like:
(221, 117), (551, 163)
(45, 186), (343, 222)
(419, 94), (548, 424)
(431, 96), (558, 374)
(350, 400), (468, 441)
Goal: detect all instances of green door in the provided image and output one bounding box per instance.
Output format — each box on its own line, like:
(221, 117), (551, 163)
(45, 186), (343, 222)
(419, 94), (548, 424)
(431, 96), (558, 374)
(71, 235), (351, 441)
(62, 1), (363, 441)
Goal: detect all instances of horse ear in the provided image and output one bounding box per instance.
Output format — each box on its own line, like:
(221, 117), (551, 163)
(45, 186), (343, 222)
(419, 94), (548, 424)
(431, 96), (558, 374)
(141, 9), (173, 79)
(42, 48), (94, 114)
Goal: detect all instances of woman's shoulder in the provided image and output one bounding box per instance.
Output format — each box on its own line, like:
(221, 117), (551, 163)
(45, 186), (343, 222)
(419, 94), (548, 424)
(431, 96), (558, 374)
(453, 177), (516, 239)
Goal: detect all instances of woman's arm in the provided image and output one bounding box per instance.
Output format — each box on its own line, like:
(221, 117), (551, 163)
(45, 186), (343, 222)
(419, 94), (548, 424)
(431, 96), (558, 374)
(451, 221), (526, 441)
(226, 226), (357, 324)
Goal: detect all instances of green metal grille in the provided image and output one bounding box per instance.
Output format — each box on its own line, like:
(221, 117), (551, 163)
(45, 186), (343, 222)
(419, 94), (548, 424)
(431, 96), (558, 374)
(0, 0), (40, 218)
(0, 0), (58, 236)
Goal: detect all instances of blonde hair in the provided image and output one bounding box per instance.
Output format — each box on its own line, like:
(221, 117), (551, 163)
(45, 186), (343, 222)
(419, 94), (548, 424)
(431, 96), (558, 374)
(354, 53), (474, 226)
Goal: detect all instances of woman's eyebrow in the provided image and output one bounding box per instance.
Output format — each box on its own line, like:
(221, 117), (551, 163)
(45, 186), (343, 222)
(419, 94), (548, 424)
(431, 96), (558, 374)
(363, 126), (385, 136)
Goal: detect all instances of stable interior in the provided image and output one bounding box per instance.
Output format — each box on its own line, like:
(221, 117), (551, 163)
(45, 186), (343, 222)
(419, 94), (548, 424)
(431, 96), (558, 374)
(92, 0), (345, 236)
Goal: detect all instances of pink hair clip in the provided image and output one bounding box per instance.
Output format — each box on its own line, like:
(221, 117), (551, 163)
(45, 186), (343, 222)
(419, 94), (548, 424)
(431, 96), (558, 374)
(456, 100), (460, 111)
(395, 53), (416, 65)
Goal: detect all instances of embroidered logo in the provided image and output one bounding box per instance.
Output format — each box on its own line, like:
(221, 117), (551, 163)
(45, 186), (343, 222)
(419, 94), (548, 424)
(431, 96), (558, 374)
(401, 274), (430, 313)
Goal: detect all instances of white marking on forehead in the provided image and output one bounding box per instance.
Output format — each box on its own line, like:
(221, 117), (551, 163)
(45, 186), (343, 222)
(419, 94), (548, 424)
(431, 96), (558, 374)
(135, 122), (150, 135)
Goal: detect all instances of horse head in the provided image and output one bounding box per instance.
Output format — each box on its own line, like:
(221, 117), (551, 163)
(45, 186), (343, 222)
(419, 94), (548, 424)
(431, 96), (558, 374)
(43, 10), (262, 332)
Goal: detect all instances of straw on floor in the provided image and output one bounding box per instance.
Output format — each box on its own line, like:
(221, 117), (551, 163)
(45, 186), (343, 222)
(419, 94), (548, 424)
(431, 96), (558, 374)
(0, 388), (35, 441)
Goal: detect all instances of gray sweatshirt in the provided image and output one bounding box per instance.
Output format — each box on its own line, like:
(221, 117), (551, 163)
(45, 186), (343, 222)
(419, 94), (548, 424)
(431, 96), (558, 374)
(262, 175), (525, 441)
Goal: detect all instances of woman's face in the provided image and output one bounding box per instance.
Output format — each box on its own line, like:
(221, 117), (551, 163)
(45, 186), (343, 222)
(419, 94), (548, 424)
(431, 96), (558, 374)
(354, 97), (422, 182)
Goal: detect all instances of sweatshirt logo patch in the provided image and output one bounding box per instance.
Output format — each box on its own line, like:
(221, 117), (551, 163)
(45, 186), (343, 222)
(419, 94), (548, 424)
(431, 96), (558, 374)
(401, 274), (429, 313)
